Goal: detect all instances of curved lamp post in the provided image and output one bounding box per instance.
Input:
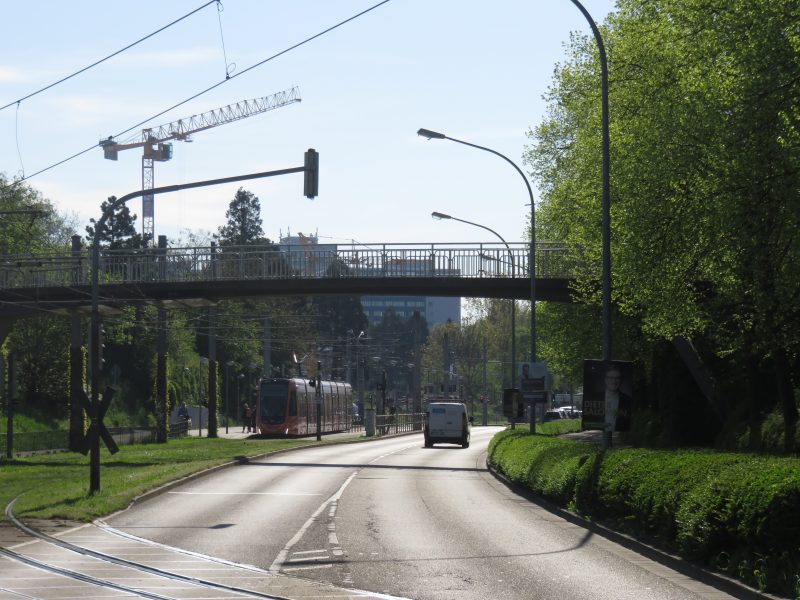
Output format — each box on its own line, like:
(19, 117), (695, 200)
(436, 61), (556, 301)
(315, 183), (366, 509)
(419, 130), (536, 371)
(417, 0), (612, 369)
(431, 211), (517, 429)
(568, 0), (611, 364)
(431, 211), (516, 425)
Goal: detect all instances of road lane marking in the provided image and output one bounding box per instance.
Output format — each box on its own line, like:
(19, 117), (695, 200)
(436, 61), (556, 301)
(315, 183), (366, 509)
(282, 563), (334, 572)
(168, 491), (322, 496)
(269, 472), (358, 572)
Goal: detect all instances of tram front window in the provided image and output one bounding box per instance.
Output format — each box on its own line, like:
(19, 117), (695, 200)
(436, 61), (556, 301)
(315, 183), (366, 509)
(260, 382), (289, 424)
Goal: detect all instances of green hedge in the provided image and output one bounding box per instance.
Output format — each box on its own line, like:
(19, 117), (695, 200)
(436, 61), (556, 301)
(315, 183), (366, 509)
(487, 430), (800, 598)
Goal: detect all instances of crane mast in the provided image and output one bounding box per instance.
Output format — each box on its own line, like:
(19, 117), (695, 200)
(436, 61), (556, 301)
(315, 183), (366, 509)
(99, 87), (301, 241)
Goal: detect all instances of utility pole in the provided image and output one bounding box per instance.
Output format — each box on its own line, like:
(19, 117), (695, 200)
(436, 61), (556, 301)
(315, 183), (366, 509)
(316, 361), (322, 441)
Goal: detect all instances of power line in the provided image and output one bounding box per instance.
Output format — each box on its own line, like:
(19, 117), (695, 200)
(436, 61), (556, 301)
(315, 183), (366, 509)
(0, 0), (218, 113)
(20, 0), (393, 183)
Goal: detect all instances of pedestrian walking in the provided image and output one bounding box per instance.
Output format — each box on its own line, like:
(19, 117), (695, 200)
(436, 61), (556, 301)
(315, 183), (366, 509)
(242, 403), (252, 433)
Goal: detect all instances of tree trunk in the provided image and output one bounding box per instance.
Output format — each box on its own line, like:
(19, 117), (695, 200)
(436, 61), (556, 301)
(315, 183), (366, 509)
(773, 346), (797, 453)
(746, 353), (763, 452)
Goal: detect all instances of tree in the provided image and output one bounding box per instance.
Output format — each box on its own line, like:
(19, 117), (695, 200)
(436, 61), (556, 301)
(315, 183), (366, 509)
(1, 176), (79, 414)
(526, 0), (800, 449)
(85, 197), (149, 249)
(1, 175), (78, 253)
(216, 188), (268, 246)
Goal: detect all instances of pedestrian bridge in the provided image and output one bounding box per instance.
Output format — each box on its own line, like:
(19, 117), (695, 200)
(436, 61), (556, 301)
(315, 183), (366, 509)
(0, 242), (581, 317)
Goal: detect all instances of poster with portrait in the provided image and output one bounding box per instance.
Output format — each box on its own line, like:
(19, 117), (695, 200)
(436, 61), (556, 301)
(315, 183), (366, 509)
(582, 360), (634, 432)
(519, 361), (548, 403)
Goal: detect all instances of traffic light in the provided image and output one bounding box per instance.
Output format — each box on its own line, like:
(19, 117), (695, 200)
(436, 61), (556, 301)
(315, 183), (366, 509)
(98, 325), (106, 367)
(304, 148), (319, 199)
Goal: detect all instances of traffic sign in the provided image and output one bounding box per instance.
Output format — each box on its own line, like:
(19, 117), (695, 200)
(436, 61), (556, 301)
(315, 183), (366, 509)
(80, 387), (119, 455)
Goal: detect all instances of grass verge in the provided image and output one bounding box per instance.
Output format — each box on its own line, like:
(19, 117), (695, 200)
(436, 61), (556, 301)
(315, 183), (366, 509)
(0, 436), (336, 521)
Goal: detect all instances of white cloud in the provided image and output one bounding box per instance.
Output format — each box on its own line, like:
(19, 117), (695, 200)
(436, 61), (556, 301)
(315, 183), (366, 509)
(0, 65), (33, 83)
(42, 94), (165, 129)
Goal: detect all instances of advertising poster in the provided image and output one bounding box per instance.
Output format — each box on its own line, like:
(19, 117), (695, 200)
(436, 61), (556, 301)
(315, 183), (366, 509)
(582, 360), (634, 432)
(519, 361), (548, 403)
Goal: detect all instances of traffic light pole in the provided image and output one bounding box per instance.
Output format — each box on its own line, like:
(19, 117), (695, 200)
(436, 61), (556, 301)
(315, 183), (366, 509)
(90, 154), (319, 494)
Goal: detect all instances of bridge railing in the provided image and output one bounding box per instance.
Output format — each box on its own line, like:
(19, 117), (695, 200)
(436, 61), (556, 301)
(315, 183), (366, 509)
(0, 242), (581, 289)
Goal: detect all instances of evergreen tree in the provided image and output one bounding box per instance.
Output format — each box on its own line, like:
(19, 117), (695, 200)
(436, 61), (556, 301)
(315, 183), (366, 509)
(217, 188), (268, 246)
(85, 197), (149, 249)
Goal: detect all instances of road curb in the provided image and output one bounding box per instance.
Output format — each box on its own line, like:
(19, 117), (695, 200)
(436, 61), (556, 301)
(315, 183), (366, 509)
(485, 461), (785, 600)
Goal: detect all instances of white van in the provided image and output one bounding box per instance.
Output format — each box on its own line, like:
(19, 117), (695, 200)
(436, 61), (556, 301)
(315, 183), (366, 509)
(424, 402), (472, 448)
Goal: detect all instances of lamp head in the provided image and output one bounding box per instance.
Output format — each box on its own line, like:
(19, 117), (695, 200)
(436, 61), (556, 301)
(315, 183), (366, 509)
(417, 128), (445, 140)
(431, 211), (451, 220)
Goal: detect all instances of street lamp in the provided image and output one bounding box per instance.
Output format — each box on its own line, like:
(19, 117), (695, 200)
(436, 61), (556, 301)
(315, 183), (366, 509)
(567, 0), (611, 364)
(431, 211), (516, 397)
(419, 129), (537, 372)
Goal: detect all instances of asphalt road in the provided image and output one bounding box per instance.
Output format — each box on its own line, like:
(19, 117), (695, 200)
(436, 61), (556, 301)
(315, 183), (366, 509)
(103, 427), (742, 600)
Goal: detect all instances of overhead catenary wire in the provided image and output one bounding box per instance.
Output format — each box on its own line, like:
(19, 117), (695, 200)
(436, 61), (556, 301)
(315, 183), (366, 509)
(19, 0), (393, 183)
(0, 0), (218, 113)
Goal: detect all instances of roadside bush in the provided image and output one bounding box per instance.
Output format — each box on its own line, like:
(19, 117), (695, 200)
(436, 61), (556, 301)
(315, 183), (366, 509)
(584, 448), (747, 544)
(488, 430), (596, 505)
(488, 430), (800, 597)
(675, 456), (800, 593)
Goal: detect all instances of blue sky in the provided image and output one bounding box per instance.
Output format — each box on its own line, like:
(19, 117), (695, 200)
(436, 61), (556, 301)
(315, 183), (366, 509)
(1, 0), (617, 248)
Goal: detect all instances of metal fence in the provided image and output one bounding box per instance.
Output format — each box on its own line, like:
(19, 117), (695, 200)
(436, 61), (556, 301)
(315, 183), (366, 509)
(374, 412), (425, 436)
(0, 242), (580, 290)
(1, 422), (191, 456)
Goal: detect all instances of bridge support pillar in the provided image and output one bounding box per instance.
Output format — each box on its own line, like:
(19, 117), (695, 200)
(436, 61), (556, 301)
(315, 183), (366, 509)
(155, 236), (168, 443)
(69, 312), (85, 451)
(207, 305), (218, 438)
(365, 408), (375, 437)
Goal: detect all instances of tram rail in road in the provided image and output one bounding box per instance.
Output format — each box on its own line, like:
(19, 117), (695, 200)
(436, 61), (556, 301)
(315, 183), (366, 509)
(0, 498), (409, 600)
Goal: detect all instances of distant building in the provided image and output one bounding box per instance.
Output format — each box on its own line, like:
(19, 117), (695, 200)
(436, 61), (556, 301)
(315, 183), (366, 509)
(360, 295), (460, 328)
(277, 231), (337, 277)
(277, 232), (461, 328)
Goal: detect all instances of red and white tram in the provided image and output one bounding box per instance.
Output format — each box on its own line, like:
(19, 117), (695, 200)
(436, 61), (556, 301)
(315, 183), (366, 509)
(256, 377), (353, 436)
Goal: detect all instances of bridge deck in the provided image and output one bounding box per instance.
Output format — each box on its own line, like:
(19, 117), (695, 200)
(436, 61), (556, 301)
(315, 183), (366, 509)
(0, 243), (580, 315)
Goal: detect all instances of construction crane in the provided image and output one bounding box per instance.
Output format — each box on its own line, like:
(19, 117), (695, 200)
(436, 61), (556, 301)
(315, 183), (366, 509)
(99, 86), (301, 241)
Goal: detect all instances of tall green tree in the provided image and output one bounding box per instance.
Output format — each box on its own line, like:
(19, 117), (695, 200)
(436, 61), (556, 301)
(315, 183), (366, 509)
(85, 197), (149, 249)
(1, 176), (79, 413)
(216, 188), (269, 246)
(526, 0), (800, 448)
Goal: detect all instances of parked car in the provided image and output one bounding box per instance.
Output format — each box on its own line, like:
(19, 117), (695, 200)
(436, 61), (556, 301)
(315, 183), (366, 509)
(542, 410), (564, 422)
(557, 407), (581, 419)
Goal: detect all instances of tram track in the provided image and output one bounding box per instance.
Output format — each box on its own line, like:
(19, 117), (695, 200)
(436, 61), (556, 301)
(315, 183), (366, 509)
(2, 497), (402, 600)
(2, 497), (288, 600)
